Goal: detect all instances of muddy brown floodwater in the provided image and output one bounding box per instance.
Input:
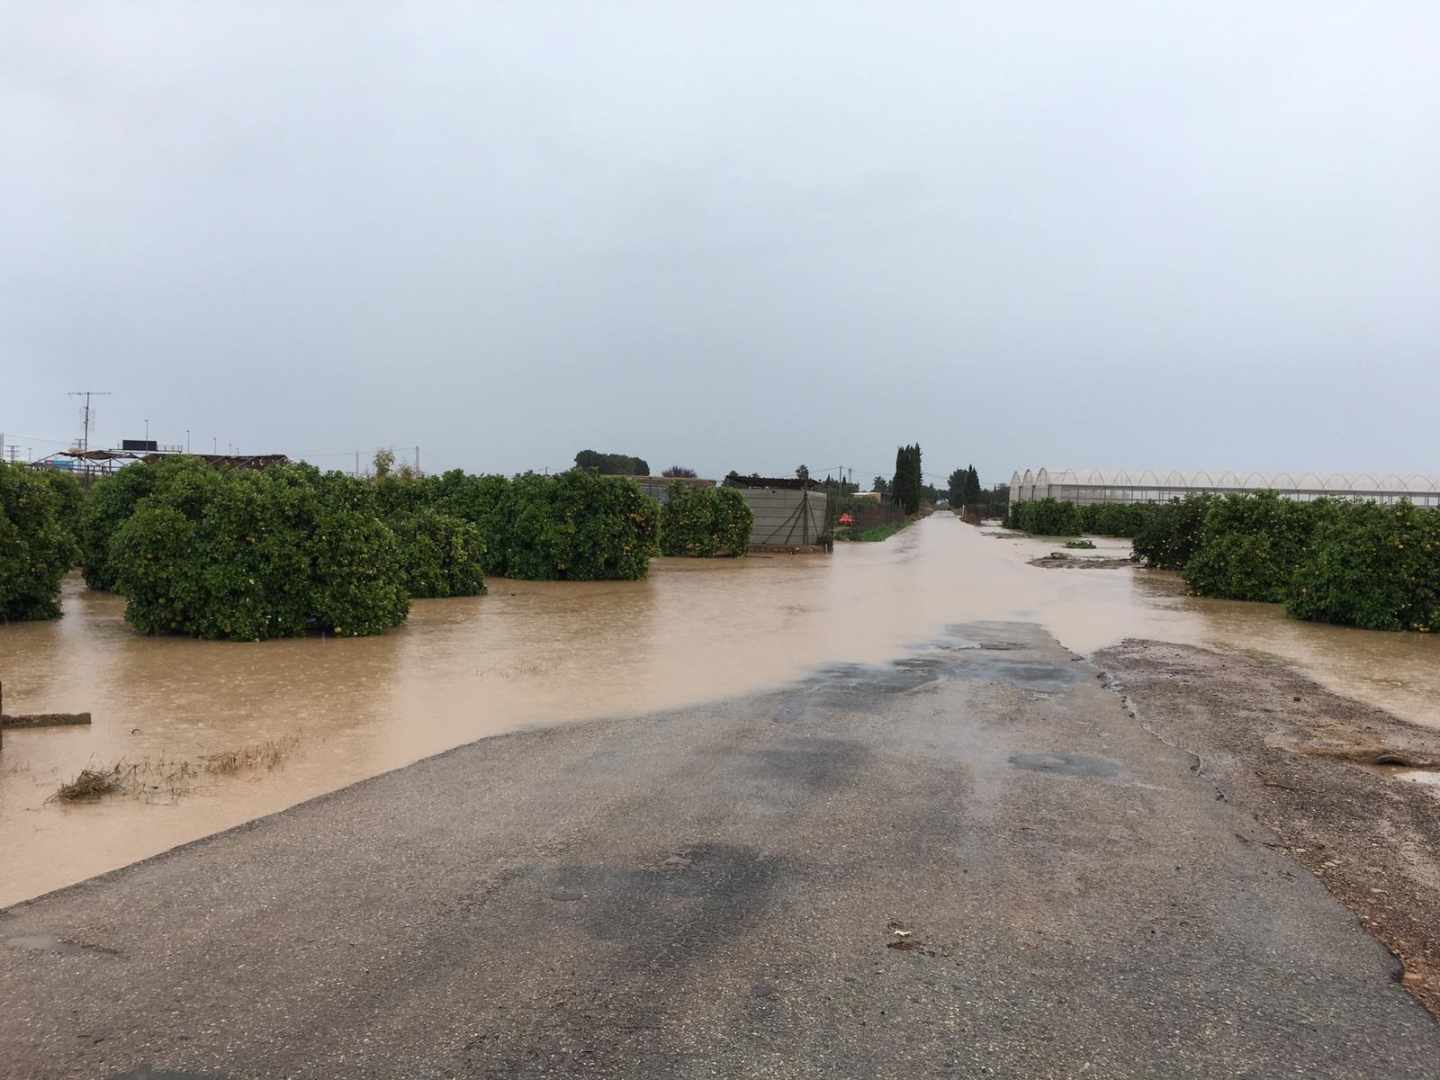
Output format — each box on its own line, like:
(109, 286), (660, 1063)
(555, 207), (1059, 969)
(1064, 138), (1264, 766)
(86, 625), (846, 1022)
(3, 515), (1439, 907)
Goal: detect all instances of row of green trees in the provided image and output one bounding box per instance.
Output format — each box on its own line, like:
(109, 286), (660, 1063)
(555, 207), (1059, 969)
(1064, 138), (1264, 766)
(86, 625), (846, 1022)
(1009, 491), (1440, 632)
(1138, 492), (1440, 630)
(15, 458), (749, 639)
(1005, 498), (1154, 538)
(1005, 497), (1083, 536)
(70, 457), (483, 638)
(410, 469), (662, 581)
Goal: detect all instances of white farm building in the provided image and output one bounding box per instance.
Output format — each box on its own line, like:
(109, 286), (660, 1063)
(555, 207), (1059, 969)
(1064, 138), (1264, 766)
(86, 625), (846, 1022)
(1008, 468), (1440, 509)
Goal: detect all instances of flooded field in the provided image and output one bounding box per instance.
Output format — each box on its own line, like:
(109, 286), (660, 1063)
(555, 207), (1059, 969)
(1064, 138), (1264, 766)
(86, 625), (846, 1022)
(3, 514), (1438, 906)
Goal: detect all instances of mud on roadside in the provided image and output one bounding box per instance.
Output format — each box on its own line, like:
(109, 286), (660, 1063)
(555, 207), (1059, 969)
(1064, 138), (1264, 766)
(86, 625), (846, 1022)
(1096, 639), (1440, 1019)
(1027, 552), (1134, 569)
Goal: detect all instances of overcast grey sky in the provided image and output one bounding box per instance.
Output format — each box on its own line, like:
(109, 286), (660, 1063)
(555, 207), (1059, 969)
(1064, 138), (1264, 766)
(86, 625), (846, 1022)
(6, 3), (1438, 486)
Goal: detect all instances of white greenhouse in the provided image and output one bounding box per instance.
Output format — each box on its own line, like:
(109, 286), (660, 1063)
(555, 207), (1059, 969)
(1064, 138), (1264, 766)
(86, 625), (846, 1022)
(1008, 468), (1440, 509)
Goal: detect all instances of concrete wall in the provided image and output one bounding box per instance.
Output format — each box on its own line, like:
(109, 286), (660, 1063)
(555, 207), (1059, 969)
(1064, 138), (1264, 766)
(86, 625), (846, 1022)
(737, 488), (830, 547)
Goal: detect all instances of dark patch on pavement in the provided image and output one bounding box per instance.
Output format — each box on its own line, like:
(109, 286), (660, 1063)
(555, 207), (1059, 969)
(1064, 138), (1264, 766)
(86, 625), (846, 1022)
(5, 933), (121, 958)
(111, 1070), (227, 1080)
(809, 642), (1080, 697)
(542, 843), (783, 949)
(809, 660), (946, 695)
(1008, 751), (1122, 779)
(749, 737), (871, 792)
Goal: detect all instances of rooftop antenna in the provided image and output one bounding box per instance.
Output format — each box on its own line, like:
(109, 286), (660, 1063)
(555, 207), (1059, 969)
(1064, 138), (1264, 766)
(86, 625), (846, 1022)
(68, 391), (112, 452)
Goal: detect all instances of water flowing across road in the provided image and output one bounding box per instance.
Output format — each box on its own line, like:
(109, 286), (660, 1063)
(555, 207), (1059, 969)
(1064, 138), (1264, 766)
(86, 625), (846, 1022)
(3, 515), (1437, 906)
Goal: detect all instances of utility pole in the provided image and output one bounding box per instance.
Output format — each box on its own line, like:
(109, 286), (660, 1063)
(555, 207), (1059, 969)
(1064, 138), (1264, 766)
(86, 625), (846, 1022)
(67, 391), (112, 452)
(354, 451), (359, 478)
(186, 429), (191, 452)
(415, 446), (420, 475)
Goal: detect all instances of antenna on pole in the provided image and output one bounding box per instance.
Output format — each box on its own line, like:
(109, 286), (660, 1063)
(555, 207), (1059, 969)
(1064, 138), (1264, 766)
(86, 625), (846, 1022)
(67, 391), (113, 453)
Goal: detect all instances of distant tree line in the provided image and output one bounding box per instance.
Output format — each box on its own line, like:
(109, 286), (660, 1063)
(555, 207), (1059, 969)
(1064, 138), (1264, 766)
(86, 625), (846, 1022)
(948, 466), (982, 507)
(575, 450), (650, 476)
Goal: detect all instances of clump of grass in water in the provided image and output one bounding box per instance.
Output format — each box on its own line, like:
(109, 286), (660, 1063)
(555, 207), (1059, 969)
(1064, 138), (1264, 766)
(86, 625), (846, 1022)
(53, 766), (127, 801)
(51, 758), (194, 803)
(50, 733), (302, 803)
(202, 734), (301, 775)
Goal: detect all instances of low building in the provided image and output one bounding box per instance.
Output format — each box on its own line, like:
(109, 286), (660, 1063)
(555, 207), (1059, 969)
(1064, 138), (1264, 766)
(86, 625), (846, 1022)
(722, 475), (831, 551)
(626, 476), (717, 504)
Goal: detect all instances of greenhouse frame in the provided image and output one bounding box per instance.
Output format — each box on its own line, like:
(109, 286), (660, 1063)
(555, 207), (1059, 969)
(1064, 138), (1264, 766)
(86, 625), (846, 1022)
(1008, 468), (1440, 509)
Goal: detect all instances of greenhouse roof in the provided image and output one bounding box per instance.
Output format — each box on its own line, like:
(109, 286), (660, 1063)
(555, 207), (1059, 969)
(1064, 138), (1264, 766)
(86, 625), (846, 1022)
(1008, 468), (1440, 494)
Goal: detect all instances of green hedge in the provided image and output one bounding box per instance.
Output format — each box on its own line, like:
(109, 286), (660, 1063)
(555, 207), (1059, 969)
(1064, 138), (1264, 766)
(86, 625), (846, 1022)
(427, 471), (512, 576)
(387, 509), (487, 598)
(659, 483), (752, 556)
(1287, 502), (1440, 631)
(1183, 492), (1328, 603)
(424, 470), (659, 580)
(1008, 499), (1154, 539)
(57, 457), (665, 637)
(0, 464), (79, 621)
(1005, 498), (1082, 536)
(113, 463), (410, 639)
(1131, 495), (1213, 570)
(36, 469), (85, 554)
(1076, 503), (1152, 538)
(1129, 491), (1440, 631)
(81, 455), (214, 590)
(511, 470), (659, 580)
(362, 472), (488, 597)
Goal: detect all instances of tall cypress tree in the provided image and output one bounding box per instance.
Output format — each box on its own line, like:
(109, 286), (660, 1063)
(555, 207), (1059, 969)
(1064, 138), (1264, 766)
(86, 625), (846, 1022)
(891, 444), (922, 515)
(964, 465), (982, 505)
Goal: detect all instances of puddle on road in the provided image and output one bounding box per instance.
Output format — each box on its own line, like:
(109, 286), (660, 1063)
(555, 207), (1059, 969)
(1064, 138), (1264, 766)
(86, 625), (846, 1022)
(3, 516), (1439, 906)
(1008, 752), (1122, 779)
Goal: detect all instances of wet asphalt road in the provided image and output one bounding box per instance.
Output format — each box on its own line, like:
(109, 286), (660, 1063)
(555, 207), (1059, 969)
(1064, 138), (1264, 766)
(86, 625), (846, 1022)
(2, 622), (1436, 1079)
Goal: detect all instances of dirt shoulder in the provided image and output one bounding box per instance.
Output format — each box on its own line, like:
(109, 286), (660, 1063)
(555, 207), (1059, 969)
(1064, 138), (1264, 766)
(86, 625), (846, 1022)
(1096, 639), (1440, 1018)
